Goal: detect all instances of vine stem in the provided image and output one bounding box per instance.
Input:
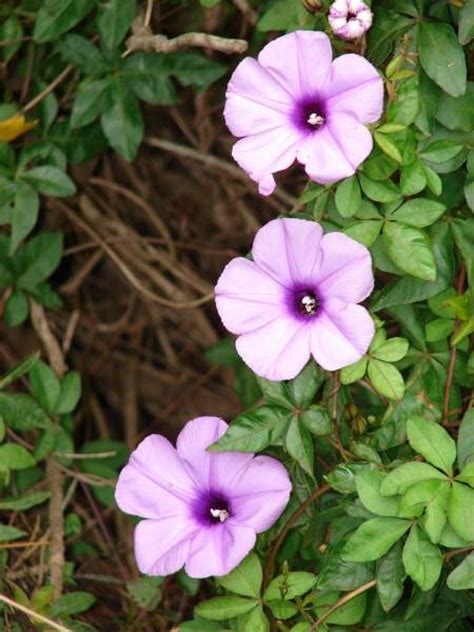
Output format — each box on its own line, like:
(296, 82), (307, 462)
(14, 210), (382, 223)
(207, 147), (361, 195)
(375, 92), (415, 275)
(310, 580), (376, 630)
(0, 593), (72, 632)
(263, 484), (330, 586)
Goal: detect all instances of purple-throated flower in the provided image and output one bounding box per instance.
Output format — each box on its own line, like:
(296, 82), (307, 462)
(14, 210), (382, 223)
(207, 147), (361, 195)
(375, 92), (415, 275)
(224, 30), (383, 196)
(215, 218), (375, 381)
(328, 0), (373, 40)
(115, 416), (291, 578)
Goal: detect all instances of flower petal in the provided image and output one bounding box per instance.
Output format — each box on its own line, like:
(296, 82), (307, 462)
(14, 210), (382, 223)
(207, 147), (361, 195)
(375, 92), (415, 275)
(252, 218), (324, 287)
(325, 54), (383, 123)
(134, 518), (197, 576)
(215, 258), (286, 335)
(231, 125), (303, 196)
(236, 316), (310, 381)
(224, 57), (294, 137)
(115, 435), (196, 519)
(230, 455), (291, 532)
(297, 113), (373, 184)
(176, 416), (254, 491)
(184, 523), (256, 578)
(258, 31), (333, 99)
(316, 232), (374, 303)
(311, 299), (374, 370)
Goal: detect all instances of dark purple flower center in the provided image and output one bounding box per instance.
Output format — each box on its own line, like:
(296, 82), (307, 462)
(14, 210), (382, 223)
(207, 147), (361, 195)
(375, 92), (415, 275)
(294, 289), (320, 317)
(294, 98), (326, 132)
(347, 11), (358, 19)
(193, 491), (231, 526)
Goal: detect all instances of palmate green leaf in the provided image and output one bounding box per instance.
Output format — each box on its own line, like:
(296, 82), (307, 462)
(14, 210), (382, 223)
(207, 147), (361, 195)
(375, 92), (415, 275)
(374, 132), (402, 163)
(218, 553), (262, 598)
(419, 139), (464, 164)
(344, 220), (382, 247)
(400, 160), (427, 196)
(23, 166), (76, 198)
(14, 232), (63, 290)
(264, 572), (316, 601)
(425, 318), (455, 342)
(436, 82), (474, 132)
(367, 359), (405, 400)
(10, 181), (39, 255)
(402, 525), (442, 591)
(383, 222), (436, 281)
(33, 0), (97, 43)
(300, 405), (332, 436)
(122, 53), (177, 105)
(371, 338), (408, 363)
(406, 416), (456, 475)
(376, 542), (405, 612)
(238, 606), (269, 632)
(0, 392), (51, 431)
(386, 75), (419, 126)
(447, 482), (474, 542)
(381, 462), (446, 496)
(57, 34), (108, 76)
(313, 590), (367, 625)
(398, 480), (449, 543)
(355, 470), (400, 517)
(285, 417), (314, 477)
(317, 544), (373, 592)
(266, 599), (297, 620)
(71, 78), (112, 128)
(358, 174), (401, 203)
(335, 175), (361, 218)
(447, 553), (474, 590)
(342, 517), (410, 562)
(0, 443), (35, 470)
(100, 83), (143, 161)
(457, 408), (474, 469)
(166, 52), (227, 91)
(97, 0), (136, 50)
(418, 22), (467, 97)
(196, 596), (257, 621)
(340, 357), (367, 385)
(287, 361), (324, 408)
(389, 199), (446, 228)
(209, 406), (290, 452)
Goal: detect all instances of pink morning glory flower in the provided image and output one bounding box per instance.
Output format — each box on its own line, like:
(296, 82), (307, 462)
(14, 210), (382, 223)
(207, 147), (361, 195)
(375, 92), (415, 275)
(115, 416), (291, 578)
(215, 218), (375, 381)
(328, 0), (373, 40)
(224, 30), (383, 196)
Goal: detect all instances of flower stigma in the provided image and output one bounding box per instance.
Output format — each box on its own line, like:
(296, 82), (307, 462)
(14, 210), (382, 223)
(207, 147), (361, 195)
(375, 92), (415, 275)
(307, 112), (325, 127)
(210, 508), (230, 522)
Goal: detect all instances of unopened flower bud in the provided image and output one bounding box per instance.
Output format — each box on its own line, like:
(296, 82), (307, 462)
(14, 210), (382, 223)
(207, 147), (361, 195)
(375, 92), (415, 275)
(328, 0), (373, 40)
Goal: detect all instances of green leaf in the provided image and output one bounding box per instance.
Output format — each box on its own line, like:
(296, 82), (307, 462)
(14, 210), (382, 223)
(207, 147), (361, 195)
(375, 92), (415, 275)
(10, 181), (39, 254)
(372, 338), (408, 362)
(55, 372), (81, 414)
(300, 406), (332, 436)
(4, 289), (29, 327)
(0, 443), (35, 470)
(402, 525), (442, 591)
(457, 409), (474, 469)
(335, 176), (361, 218)
(374, 132), (402, 163)
(368, 359), (405, 400)
(418, 22), (466, 97)
(340, 357), (368, 385)
(0, 15), (23, 63)
(355, 470), (400, 517)
(358, 174), (401, 203)
(15, 232), (63, 290)
(97, 0), (136, 49)
(381, 462), (447, 496)
(0, 491), (50, 511)
(57, 34), (108, 76)
(0, 392), (51, 431)
(376, 542), (405, 612)
(266, 599), (297, 620)
(0, 524), (26, 542)
(447, 553), (474, 590)
(0, 352), (39, 389)
(448, 482), (474, 542)
(126, 577), (163, 611)
(51, 592), (96, 617)
(166, 52), (227, 91)
(400, 160), (427, 196)
(34, 0), (97, 43)
(264, 572), (317, 601)
(436, 82), (474, 132)
(457, 461), (474, 488)
(383, 222), (436, 281)
(287, 362), (324, 408)
(238, 606), (269, 632)
(122, 53), (176, 105)
(390, 199), (446, 228)
(342, 517), (410, 562)
(195, 596), (257, 621)
(419, 140), (464, 163)
(425, 318), (455, 342)
(386, 75), (420, 126)
(317, 546), (373, 592)
(29, 360), (61, 413)
(285, 417), (314, 477)
(313, 590), (367, 625)
(71, 78), (112, 128)
(398, 479), (449, 542)
(23, 166), (76, 197)
(100, 86), (143, 161)
(218, 553), (262, 598)
(344, 220), (383, 247)
(406, 416), (456, 475)
(209, 406), (290, 452)
(459, 0), (474, 45)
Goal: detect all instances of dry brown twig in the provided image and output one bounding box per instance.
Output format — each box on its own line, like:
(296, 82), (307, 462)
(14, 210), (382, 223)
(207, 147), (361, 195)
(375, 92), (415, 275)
(126, 22), (248, 55)
(29, 300), (67, 600)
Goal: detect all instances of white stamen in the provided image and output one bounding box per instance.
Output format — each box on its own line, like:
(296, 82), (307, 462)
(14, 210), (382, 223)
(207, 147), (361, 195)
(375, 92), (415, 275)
(301, 295), (317, 314)
(210, 508), (230, 522)
(307, 112), (324, 126)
